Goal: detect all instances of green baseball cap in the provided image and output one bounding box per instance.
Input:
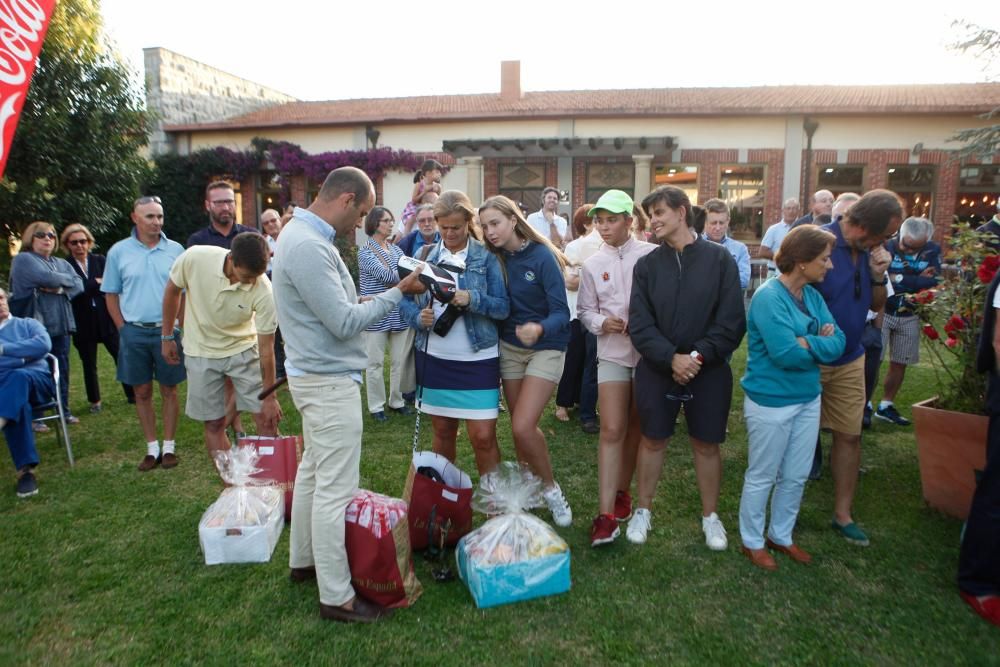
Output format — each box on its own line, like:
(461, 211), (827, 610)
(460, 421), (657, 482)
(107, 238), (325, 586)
(588, 189), (634, 216)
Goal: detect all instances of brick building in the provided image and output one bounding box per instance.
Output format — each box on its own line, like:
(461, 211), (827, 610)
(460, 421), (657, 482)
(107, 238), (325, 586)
(150, 53), (1000, 247)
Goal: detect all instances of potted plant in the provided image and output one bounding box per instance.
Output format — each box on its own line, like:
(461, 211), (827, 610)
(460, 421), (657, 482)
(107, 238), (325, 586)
(910, 225), (997, 519)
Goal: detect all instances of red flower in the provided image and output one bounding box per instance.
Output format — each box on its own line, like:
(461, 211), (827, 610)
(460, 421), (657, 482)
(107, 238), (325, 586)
(947, 315), (967, 331)
(911, 289), (935, 305)
(922, 325), (940, 340)
(945, 336), (959, 348)
(978, 256), (1000, 284)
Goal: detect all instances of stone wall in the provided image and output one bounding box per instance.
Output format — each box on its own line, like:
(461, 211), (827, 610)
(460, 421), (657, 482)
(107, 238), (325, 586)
(144, 48), (296, 155)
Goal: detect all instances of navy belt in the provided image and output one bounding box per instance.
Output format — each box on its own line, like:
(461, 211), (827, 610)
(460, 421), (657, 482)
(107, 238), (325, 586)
(128, 321), (162, 329)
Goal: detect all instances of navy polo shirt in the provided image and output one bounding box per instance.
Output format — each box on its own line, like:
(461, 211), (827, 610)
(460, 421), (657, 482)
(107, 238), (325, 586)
(815, 220), (872, 366)
(186, 223), (258, 249)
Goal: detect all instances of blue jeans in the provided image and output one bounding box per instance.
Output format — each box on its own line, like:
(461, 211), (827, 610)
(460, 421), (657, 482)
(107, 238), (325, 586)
(1, 366), (55, 471)
(579, 331), (598, 423)
(739, 395), (821, 549)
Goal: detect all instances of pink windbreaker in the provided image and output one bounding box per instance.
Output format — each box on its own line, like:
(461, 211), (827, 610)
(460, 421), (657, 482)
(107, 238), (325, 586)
(577, 237), (657, 368)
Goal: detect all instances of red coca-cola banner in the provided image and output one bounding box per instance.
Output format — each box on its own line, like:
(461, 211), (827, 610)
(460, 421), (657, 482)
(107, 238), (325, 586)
(0, 0), (56, 179)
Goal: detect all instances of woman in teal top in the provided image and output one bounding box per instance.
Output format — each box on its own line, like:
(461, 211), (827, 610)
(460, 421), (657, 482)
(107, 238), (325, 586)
(738, 225), (845, 571)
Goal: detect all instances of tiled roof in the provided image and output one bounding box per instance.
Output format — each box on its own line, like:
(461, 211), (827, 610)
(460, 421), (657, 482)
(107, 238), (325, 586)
(165, 83), (1000, 132)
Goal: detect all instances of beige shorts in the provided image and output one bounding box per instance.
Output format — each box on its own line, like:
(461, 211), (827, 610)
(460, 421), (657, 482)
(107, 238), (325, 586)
(598, 359), (634, 384)
(184, 346), (263, 421)
(499, 340), (566, 383)
(819, 354), (866, 436)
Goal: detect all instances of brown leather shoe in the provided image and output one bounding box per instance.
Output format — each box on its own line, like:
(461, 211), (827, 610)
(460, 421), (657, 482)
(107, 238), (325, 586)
(137, 455), (158, 472)
(766, 538), (812, 564)
(319, 596), (393, 624)
(741, 545), (778, 571)
(289, 566), (316, 583)
(160, 452), (178, 469)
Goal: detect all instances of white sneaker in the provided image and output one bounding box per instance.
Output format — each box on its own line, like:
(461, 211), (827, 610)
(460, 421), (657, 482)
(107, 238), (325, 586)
(542, 483), (573, 527)
(702, 512), (728, 551)
(626, 508), (652, 544)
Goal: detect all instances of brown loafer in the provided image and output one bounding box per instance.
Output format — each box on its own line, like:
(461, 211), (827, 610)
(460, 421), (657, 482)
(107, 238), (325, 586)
(137, 455), (158, 472)
(160, 452), (178, 469)
(289, 566), (316, 583)
(766, 538), (812, 564)
(319, 596), (393, 624)
(741, 545), (778, 571)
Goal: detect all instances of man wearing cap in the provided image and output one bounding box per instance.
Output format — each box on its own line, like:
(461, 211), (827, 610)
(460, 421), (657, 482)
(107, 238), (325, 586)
(102, 196), (187, 471)
(161, 232), (282, 460)
(527, 187), (568, 249)
(759, 199), (800, 275)
(702, 198), (750, 289)
(577, 190), (657, 546)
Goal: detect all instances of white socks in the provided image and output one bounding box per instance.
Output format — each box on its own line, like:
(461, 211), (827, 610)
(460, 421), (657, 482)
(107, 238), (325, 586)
(879, 400), (894, 410)
(146, 441), (160, 458)
(162, 440), (176, 455)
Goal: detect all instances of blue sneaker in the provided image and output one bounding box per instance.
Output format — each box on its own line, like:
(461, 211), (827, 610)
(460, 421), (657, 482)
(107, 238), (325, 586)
(875, 404), (910, 426)
(832, 520), (870, 547)
(371, 411), (388, 423)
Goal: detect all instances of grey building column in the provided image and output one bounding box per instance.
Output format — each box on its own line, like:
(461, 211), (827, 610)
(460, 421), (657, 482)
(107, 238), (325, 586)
(783, 116), (805, 204)
(461, 156), (483, 204)
(632, 154), (655, 202)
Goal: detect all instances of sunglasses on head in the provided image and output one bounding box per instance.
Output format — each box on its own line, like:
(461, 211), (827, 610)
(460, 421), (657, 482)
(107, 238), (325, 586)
(33, 231), (57, 240)
(134, 195), (162, 207)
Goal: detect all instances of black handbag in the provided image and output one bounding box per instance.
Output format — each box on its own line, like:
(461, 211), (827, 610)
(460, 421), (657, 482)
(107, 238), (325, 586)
(8, 290), (37, 318)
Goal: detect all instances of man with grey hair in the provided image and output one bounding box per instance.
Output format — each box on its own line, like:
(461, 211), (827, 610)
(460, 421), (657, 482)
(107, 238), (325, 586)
(793, 189), (835, 227)
(759, 198), (800, 274)
(832, 192), (861, 221)
(876, 217), (941, 426)
(273, 166), (426, 623)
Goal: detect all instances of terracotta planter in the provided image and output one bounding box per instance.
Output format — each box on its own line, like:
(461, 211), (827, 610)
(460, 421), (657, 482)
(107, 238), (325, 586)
(912, 397), (988, 520)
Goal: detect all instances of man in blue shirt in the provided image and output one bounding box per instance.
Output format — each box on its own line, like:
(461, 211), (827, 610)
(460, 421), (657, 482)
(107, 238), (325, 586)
(0, 287), (55, 498)
(814, 189), (901, 547)
(102, 196), (187, 471)
(702, 198), (750, 289)
(877, 217), (941, 426)
(186, 181), (258, 249)
(396, 204), (440, 258)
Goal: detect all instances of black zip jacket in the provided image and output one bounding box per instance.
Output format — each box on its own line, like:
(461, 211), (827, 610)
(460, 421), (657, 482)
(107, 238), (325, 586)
(629, 236), (747, 375)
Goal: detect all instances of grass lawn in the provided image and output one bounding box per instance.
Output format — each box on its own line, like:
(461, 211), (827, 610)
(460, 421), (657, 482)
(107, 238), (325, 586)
(2, 343), (999, 665)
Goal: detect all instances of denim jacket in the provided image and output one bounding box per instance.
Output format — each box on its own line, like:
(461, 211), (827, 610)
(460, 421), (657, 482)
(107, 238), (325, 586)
(399, 237), (509, 352)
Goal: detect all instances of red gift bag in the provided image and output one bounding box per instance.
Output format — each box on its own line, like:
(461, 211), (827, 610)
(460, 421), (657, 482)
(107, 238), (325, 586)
(240, 435), (303, 522)
(403, 451), (474, 551)
(345, 490), (422, 609)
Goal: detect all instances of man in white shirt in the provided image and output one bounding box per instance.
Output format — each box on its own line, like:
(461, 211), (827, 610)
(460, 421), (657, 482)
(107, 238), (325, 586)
(526, 187), (567, 249)
(759, 198), (800, 274)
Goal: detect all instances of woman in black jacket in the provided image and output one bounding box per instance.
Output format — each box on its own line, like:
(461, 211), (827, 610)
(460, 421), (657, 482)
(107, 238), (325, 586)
(625, 186), (746, 550)
(61, 224), (134, 413)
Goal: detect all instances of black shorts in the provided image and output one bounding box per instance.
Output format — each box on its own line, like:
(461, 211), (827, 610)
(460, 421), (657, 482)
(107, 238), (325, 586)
(634, 359), (732, 444)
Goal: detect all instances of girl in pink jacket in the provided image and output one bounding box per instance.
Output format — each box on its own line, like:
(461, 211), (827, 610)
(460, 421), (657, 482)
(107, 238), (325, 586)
(577, 189), (657, 547)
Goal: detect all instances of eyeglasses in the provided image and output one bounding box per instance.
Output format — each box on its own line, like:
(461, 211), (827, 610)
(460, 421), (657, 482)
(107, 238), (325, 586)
(33, 231), (57, 240)
(67, 238), (90, 246)
(209, 199), (236, 207)
(134, 195), (162, 207)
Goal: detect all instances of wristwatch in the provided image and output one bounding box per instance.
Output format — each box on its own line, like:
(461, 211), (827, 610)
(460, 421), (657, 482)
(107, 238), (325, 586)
(161, 334), (175, 341)
(690, 350), (704, 364)
(871, 274), (888, 287)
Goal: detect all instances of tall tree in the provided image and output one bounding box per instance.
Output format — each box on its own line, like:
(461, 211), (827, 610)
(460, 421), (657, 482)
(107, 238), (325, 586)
(951, 21), (999, 159)
(0, 0), (149, 274)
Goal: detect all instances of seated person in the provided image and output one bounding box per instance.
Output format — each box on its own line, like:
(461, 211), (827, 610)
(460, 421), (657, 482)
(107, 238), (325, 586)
(0, 287), (55, 498)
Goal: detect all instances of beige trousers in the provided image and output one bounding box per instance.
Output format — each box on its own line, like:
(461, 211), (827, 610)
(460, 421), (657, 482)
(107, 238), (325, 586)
(287, 373), (362, 607)
(364, 329), (415, 413)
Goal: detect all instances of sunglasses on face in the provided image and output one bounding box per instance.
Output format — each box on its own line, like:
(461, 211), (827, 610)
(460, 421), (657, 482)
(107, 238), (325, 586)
(67, 238), (89, 246)
(33, 231), (57, 240)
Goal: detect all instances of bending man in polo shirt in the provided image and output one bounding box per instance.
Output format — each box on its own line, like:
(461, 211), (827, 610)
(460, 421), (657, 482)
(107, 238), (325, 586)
(102, 196), (187, 471)
(161, 233), (282, 457)
(814, 189), (901, 547)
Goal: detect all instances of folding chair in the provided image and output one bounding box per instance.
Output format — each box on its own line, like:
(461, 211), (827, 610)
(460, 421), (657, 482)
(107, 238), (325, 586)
(31, 353), (74, 466)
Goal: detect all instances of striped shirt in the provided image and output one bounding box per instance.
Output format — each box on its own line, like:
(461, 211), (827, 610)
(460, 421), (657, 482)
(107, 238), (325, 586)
(358, 238), (407, 332)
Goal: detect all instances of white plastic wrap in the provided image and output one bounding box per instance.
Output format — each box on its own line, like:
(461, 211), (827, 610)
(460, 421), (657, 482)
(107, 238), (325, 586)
(198, 446), (285, 565)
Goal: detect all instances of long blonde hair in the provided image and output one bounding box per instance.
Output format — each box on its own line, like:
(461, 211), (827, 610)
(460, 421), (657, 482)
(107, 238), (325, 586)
(434, 190), (482, 242)
(479, 195), (568, 273)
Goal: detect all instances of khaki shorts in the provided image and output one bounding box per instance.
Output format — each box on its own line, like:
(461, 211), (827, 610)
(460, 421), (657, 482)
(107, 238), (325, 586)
(499, 340), (565, 383)
(598, 359), (634, 384)
(185, 346), (263, 421)
(819, 354), (866, 436)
